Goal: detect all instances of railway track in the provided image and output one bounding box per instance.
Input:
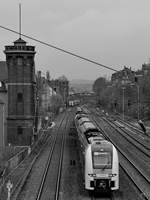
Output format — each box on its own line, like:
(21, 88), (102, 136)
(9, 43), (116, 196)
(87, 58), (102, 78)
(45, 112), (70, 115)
(91, 194), (114, 200)
(112, 116), (150, 142)
(92, 114), (150, 200)
(10, 112), (68, 200)
(102, 116), (150, 156)
(89, 188), (115, 200)
(0, 127), (51, 200)
(114, 116), (149, 136)
(36, 113), (69, 200)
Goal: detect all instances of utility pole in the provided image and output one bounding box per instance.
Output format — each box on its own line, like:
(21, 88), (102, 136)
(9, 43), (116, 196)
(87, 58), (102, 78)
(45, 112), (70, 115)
(137, 84), (140, 120)
(122, 87), (125, 120)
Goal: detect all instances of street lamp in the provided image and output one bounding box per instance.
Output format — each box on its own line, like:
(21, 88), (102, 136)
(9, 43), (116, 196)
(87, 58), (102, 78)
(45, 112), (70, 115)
(122, 87), (125, 120)
(135, 74), (143, 120)
(137, 84), (140, 120)
(130, 74), (143, 120)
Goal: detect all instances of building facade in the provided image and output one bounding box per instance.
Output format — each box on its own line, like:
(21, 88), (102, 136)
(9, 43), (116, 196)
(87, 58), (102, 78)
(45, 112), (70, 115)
(142, 63), (150, 75)
(49, 75), (69, 105)
(111, 66), (135, 86)
(36, 71), (56, 115)
(4, 38), (36, 146)
(0, 61), (7, 147)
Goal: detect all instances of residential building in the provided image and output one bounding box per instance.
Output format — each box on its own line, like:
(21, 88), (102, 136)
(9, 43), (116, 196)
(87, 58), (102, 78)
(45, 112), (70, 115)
(49, 75), (69, 105)
(111, 66), (135, 86)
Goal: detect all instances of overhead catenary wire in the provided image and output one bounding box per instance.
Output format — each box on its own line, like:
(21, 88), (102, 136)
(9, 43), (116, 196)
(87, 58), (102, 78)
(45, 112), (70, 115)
(0, 25), (119, 72)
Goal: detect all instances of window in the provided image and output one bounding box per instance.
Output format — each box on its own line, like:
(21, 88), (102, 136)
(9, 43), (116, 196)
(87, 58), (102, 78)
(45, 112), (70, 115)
(17, 57), (23, 65)
(27, 56), (33, 66)
(93, 151), (112, 169)
(17, 93), (23, 102)
(26, 58), (31, 66)
(17, 126), (23, 135)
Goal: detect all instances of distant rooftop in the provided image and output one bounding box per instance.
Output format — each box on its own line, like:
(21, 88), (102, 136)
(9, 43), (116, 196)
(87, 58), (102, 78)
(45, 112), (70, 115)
(58, 75), (68, 81)
(4, 37), (35, 53)
(14, 37), (26, 46)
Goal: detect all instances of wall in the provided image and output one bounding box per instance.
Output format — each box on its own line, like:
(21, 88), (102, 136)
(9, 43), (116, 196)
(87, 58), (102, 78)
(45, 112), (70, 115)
(0, 93), (7, 147)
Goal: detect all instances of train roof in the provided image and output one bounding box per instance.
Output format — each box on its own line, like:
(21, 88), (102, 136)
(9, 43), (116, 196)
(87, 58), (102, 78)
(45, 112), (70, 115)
(88, 136), (105, 144)
(75, 113), (87, 120)
(76, 107), (82, 112)
(79, 122), (100, 136)
(78, 117), (91, 125)
(91, 140), (113, 152)
(80, 121), (97, 130)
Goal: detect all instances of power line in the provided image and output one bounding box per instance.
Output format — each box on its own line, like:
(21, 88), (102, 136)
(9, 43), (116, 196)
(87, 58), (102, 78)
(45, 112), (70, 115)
(0, 25), (119, 72)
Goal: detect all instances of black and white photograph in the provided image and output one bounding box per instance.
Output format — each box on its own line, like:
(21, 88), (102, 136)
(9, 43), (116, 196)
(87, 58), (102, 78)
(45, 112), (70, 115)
(0, 0), (150, 199)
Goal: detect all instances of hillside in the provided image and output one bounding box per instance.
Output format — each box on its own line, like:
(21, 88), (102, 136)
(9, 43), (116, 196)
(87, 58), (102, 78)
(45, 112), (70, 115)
(69, 79), (94, 93)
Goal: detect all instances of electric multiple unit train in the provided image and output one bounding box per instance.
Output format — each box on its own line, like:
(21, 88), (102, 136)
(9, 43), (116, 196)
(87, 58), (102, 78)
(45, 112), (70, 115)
(75, 107), (119, 193)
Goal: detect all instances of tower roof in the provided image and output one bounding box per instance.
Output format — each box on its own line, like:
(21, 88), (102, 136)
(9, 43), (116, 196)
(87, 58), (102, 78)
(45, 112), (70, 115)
(14, 38), (26, 46)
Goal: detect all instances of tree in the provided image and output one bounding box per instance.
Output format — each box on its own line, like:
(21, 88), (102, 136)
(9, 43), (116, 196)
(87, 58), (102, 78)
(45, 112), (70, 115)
(51, 94), (64, 114)
(93, 77), (108, 95)
(46, 71), (50, 81)
(93, 77), (110, 107)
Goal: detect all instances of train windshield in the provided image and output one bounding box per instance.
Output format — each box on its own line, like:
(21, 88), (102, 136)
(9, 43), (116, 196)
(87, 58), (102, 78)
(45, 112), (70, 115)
(93, 152), (112, 169)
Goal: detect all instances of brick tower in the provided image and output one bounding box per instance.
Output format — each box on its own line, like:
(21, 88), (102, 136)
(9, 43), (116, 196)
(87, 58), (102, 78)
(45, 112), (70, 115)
(4, 38), (36, 145)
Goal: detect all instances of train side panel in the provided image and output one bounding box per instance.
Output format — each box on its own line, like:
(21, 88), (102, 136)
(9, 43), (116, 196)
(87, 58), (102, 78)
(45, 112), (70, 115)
(111, 145), (119, 190)
(85, 146), (94, 190)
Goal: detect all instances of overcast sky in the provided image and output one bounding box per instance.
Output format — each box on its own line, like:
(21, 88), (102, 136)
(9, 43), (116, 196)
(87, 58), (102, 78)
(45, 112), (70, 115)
(0, 0), (150, 81)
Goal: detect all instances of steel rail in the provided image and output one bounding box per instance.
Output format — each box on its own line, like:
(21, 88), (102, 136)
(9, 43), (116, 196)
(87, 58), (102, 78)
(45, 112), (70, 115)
(9, 131), (52, 199)
(92, 115), (150, 200)
(35, 113), (67, 200)
(95, 111), (150, 152)
(12, 113), (66, 199)
(92, 110), (150, 157)
(102, 117), (150, 157)
(117, 118), (150, 137)
(54, 116), (69, 200)
(114, 115), (148, 135)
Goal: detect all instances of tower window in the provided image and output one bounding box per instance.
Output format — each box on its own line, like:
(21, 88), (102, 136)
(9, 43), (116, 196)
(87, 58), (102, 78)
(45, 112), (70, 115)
(17, 57), (23, 65)
(27, 56), (33, 66)
(17, 93), (23, 102)
(17, 126), (23, 135)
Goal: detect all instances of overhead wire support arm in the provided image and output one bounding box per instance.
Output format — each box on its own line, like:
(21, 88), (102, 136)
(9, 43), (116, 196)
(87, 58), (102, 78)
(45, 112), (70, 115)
(0, 25), (118, 72)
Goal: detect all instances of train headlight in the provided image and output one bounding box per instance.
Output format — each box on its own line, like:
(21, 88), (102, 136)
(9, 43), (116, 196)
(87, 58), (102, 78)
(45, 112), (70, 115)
(109, 173), (117, 177)
(88, 173), (96, 177)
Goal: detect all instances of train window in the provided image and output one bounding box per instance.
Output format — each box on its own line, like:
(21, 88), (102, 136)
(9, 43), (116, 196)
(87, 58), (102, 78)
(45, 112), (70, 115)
(93, 152), (112, 169)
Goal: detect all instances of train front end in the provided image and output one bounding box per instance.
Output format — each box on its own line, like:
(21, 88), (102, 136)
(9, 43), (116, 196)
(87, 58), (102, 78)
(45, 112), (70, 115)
(85, 141), (119, 192)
